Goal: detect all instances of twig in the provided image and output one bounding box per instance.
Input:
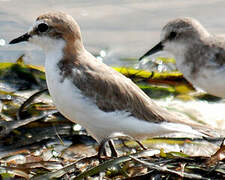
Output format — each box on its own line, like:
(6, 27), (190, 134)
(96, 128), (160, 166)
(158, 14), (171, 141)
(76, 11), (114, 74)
(130, 156), (206, 179)
(17, 88), (49, 120)
(0, 110), (58, 137)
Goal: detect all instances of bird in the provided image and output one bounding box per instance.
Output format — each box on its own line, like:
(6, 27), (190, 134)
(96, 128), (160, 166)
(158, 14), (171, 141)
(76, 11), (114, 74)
(139, 17), (225, 98)
(9, 12), (224, 145)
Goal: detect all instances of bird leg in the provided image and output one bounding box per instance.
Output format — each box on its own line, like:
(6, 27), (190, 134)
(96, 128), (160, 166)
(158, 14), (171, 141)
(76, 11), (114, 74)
(98, 132), (147, 161)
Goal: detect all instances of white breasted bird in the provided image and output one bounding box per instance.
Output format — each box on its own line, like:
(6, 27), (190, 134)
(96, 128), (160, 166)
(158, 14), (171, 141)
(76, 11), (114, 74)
(10, 12), (224, 144)
(140, 17), (225, 98)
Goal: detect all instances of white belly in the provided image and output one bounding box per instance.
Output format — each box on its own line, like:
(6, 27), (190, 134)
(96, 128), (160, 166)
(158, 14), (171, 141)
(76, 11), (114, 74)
(176, 57), (225, 98)
(193, 67), (225, 98)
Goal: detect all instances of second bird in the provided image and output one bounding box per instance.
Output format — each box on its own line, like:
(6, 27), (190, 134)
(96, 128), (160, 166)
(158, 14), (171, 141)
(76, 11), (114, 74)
(140, 17), (225, 98)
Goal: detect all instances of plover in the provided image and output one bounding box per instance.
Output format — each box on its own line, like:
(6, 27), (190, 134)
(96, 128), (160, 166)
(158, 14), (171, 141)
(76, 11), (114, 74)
(140, 17), (225, 98)
(9, 12), (223, 143)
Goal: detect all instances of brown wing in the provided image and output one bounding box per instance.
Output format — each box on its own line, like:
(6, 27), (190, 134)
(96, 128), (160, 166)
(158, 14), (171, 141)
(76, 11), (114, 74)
(66, 54), (184, 124)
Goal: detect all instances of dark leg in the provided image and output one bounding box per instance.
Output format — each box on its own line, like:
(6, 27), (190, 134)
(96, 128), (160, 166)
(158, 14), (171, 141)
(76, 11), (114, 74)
(98, 137), (118, 160)
(98, 132), (146, 160)
(108, 139), (118, 157)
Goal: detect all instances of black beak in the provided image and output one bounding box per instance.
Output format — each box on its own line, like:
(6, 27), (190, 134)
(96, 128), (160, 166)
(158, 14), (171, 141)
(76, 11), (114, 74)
(9, 33), (31, 44)
(139, 42), (164, 61)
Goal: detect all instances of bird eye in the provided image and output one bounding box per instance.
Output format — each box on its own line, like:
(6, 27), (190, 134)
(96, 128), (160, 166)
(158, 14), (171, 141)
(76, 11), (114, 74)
(169, 31), (177, 40)
(37, 23), (49, 33)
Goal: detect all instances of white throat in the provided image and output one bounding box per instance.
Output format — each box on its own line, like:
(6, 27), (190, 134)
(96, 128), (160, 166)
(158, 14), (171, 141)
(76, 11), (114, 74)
(164, 41), (192, 77)
(29, 35), (66, 54)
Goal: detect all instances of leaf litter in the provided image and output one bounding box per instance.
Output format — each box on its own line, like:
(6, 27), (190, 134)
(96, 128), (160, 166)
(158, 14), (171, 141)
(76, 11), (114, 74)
(0, 56), (224, 179)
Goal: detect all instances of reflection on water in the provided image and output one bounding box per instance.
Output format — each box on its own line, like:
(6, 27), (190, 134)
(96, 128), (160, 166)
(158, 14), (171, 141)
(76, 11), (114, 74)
(0, 0), (225, 66)
(0, 39), (5, 46)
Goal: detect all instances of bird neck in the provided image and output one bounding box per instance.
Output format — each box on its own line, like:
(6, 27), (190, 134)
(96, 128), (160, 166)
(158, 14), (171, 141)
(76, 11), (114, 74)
(63, 39), (85, 62)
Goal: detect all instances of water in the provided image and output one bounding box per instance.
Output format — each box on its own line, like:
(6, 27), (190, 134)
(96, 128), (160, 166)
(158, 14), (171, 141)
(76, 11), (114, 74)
(1, 0), (225, 128)
(0, 0), (225, 66)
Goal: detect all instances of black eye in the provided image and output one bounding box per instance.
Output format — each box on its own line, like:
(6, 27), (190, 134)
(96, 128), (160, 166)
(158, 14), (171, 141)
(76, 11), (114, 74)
(169, 31), (177, 40)
(37, 23), (49, 33)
